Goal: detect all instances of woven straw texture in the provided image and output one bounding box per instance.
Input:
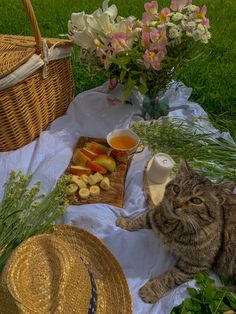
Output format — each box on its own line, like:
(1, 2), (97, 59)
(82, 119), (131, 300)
(0, 235), (91, 313)
(0, 225), (132, 314)
(0, 0), (74, 152)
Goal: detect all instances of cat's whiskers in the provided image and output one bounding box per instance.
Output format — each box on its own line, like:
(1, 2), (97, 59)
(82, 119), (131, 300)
(184, 216), (201, 236)
(188, 215), (210, 238)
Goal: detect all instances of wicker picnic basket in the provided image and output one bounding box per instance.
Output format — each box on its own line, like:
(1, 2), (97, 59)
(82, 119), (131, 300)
(0, 0), (75, 151)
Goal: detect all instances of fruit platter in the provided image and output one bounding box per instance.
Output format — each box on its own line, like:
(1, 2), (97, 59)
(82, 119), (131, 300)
(66, 137), (130, 207)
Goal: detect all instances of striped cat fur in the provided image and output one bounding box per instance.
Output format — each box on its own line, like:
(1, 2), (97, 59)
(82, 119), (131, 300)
(116, 160), (236, 303)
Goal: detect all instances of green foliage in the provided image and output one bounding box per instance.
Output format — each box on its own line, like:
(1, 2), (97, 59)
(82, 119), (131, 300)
(0, 0), (235, 139)
(131, 117), (236, 182)
(0, 172), (70, 271)
(171, 272), (236, 314)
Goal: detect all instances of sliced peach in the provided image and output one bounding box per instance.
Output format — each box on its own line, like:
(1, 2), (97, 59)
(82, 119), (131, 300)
(68, 165), (92, 176)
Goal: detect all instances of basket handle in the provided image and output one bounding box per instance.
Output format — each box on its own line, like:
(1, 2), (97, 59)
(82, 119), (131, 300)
(22, 0), (42, 54)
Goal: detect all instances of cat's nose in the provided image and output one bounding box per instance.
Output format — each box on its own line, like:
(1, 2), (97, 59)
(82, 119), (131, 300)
(173, 198), (182, 209)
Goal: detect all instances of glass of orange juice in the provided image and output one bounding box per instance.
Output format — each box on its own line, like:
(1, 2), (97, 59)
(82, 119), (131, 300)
(106, 128), (144, 158)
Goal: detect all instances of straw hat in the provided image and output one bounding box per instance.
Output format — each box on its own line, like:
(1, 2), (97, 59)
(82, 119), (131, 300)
(0, 225), (132, 314)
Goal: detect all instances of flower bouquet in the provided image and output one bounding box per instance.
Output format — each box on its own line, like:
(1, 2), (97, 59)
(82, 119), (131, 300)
(68, 0), (211, 119)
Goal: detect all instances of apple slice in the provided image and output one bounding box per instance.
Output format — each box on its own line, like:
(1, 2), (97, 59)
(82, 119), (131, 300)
(68, 165), (92, 176)
(81, 148), (98, 160)
(85, 142), (111, 155)
(72, 149), (91, 166)
(93, 155), (116, 172)
(87, 160), (107, 174)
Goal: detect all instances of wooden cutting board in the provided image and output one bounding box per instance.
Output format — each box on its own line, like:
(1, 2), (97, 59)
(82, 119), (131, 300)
(66, 137), (130, 208)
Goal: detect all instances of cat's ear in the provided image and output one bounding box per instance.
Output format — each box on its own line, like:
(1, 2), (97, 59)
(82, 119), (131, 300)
(177, 159), (192, 176)
(215, 181), (235, 194)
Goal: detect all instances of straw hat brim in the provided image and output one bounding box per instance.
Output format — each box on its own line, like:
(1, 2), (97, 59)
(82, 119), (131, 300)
(0, 225), (132, 314)
(52, 225), (132, 314)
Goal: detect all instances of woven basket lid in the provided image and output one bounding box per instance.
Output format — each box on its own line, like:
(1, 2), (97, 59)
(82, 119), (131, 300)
(0, 225), (132, 314)
(0, 34), (73, 79)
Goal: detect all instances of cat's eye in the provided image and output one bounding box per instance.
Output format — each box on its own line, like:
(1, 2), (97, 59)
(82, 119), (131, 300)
(173, 185), (180, 193)
(190, 197), (202, 205)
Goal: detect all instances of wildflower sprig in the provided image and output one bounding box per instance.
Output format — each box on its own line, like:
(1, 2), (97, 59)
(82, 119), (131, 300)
(0, 172), (70, 270)
(131, 118), (236, 182)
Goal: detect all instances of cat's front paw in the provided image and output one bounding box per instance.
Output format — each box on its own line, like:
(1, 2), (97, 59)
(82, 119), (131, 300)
(116, 217), (134, 231)
(139, 279), (165, 304)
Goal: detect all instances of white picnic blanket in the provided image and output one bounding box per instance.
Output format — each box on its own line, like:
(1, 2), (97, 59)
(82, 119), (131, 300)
(0, 82), (227, 313)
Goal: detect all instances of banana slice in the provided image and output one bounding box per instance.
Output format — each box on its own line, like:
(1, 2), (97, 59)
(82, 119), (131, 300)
(68, 183), (78, 195)
(77, 179), (87, 189)
(88, 174), (97, 186)
(90, 185), (100, 197)
(81, 174), (89, 184)
(100, 177), (110, 191)
(93, 172), (103, 183)
(79, 188), (90, 199)
(71, 175), (87, 189)
(71, 175), (81, 185)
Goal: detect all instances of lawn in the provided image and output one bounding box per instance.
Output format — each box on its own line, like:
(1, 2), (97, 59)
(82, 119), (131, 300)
(0, 0), (235, 139)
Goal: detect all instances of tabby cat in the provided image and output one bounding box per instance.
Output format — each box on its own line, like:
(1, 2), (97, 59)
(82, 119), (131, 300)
(116, 160), (236, 303)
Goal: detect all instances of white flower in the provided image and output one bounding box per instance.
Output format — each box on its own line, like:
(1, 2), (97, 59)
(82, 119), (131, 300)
(69, 12), (87, 31)
(188, 21), (196, 28)
(68, 0), (119, 47)
(72, 30), (97, 49)
(186, 31), (193, 37)
(89, 0), (118, 34)
(169, 26), (182, 39)
(207, 32), (211, 39)
(186, 5), (198, 12)
(102, 0), (118, 20)
(68, 13), (98, 49)
(197, 24), (205, 33)
(172, 12), (185, 21)
(200, 34), (209, 43)
(167, 22), (176, 27)
(192, 29), (204, 41)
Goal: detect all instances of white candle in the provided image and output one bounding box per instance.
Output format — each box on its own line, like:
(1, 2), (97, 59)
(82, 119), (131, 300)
(148, 153), (175, 184)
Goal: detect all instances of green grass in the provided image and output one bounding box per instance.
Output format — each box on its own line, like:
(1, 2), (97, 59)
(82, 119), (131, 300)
(0, 0), (235, 139)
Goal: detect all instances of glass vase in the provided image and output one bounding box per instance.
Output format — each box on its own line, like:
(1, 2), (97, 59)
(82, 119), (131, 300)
(141, 91), (169, 120)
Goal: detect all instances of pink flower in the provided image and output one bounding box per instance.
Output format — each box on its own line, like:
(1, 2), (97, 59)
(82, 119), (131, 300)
(141, 12), (154, 26)
(195, 4), (207, 17)
(150, 28), (160, 42)
(156, 28), (168, 47)
(195, 5), (210, 27)
(141, 31), (150, 48)
(110, 32), (130, 53)
(195, 5), (207, 19)
(143, 49), (165, 70)
(202, 18), (210, 28)
(144, 1), (158, 14)
(170, 0), (192, 11)
(158, 8), (171, 23)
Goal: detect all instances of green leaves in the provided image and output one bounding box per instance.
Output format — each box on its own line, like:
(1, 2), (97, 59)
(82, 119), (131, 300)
(131, 118), (236, 182)
(0, 172), (70, 271)
(171, 272), (236, 314)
